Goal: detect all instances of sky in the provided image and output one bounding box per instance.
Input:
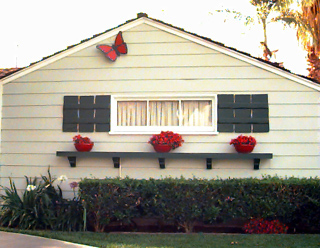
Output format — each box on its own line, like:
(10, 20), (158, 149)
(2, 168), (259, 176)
(0, 0), (308, 76)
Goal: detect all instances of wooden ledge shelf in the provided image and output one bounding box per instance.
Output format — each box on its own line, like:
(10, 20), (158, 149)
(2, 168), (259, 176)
(56, 151), (273, 170)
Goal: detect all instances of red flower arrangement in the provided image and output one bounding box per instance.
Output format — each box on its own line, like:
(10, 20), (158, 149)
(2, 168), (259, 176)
(230, 135), (257, 146)
(244, 218), (288, 234)
(230, 135), (257, 153)
(148, 131), (184, 150)
(73, 135), (93, 144)
(73, 135), (94, 152)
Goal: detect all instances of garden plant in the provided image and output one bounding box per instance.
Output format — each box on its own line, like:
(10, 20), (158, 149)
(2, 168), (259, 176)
(0, 169), (84, 231)
(1, 174), (319, 234)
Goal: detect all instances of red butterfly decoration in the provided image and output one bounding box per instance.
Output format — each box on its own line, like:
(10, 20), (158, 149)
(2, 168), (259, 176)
(96, 31), (127, 62)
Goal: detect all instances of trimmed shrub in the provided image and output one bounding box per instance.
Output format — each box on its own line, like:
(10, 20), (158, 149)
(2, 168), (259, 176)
(80, 178), (142, 232)
(154, 178), (220, 233)
(79, 176), (320, 233)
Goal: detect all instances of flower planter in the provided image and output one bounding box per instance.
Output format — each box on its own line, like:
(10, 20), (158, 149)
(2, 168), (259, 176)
(74, 143), (94, 152)
(153, 144), (172, 153)
(149, 131), (184, 151)
(234, 144), (255, 153)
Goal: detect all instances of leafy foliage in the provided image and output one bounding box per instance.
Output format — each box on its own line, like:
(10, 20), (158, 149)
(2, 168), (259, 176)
(154, 178), (220, 233)
(0, 176), (55, 229)
(80, 176), (320, 233)
(307, 46), (320, 80)
(0, 169), (84, 231)
(80, 178), (141, 232)
(217, 0), (292, 61)
(276, 0), (320, 53)
(275, 0), (320, 81)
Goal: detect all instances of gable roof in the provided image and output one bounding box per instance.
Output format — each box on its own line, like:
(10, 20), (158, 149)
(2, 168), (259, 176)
(1, 13), (320, 91)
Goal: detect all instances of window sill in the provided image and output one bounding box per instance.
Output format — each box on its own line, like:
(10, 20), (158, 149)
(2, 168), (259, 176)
(108, 131), (219, 135)
(56, 151), (273, 170)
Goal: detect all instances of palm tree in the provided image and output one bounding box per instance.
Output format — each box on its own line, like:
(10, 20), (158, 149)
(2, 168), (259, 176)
(250, 0), (292, 47)
(217, 0), (292, 61)
(275, 0), (320, 81)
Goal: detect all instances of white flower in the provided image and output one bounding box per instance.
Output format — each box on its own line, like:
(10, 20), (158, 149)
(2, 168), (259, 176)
(26, 185), (36, 191)
(58, 175), (68, 182)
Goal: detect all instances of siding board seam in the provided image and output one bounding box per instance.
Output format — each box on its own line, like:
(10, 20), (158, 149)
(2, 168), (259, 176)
(7, 79), (298, 84)
(2, 141), (320, 144)
(4, 90), (316, 96)
(8, 78), (308, 83)
(37, 65), (252, 71)
(69, 53), (222, 58)
(2, 128), (320, 133)
(2, 141), (319, 144)
(2, 117), (62, 119)
(9, 78), (306, 82)
(13, 78), (283, 82)
(3, 116), (319, 119)
(3, 104), (320, 107)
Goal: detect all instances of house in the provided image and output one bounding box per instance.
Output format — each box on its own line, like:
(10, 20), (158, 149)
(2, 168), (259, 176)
(0, 13), (319, 198)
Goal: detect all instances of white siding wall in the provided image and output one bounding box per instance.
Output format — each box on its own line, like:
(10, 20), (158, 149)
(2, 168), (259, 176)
(1, 24), (320, 198)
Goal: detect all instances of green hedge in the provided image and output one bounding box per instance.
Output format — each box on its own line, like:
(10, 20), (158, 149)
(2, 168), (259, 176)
(79, 177), (320, 233)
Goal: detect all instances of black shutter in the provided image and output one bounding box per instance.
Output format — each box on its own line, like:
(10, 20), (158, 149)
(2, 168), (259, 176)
(63, 96), (79, 132)
(251, 94), (269, 132)
(217, 94), (269, 133)
(79, 96), (95, 132)
(62, 95), (111, 132)
(217, 94), (234, 132)
(95, 95), (111, 132)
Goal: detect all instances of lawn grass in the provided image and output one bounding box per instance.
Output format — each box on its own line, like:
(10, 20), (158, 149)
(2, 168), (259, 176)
(1, 228), (320, 248)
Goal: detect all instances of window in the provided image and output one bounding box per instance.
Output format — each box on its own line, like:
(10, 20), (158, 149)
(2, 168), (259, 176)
(62, 94), (269, 134)
(110, 95), (217, 134)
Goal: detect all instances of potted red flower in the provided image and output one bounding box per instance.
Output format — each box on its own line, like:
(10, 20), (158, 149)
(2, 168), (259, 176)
(148, 131), (184, 152)
(230, 135), (256, 153)
(73, 135), (94, 152)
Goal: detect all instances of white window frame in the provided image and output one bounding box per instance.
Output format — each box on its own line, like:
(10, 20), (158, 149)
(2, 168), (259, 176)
(110, 94), (218, 135)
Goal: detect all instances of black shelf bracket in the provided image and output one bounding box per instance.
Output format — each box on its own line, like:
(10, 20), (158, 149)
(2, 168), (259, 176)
(112, 157), (120, 168)
(206, 158), (212, 169)
(254, 158), (260, 170)
(68, 156), (77, 167)
(158, 158), (165, 169)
